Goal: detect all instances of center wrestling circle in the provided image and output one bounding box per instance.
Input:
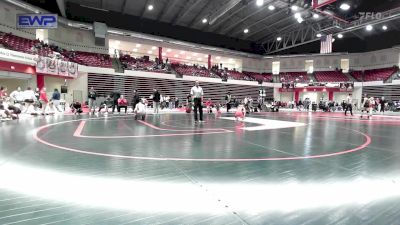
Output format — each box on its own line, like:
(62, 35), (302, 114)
(33, 116), (372, 162)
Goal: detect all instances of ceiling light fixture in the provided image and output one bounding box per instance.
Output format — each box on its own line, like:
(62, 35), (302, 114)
(340, 3), (350, 10)
(291, 5), (299, 11)
(268, 5), (275, 10)
(382, 25), (388, 30)
(337, 34), (343, 38)
(313, 14), (319, 19)
(297, 17), (304, 23)
(202, 18), (208, 24)
(147, 5), (154, 11)
(256, 0), (264, 7)
(244, 28), (249, 33)
(277, 37), (282, 41)
(366, 25), (373, 31)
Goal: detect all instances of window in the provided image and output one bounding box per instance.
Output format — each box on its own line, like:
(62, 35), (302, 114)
(341, 59), (349, 73)
(272, 61), (280, 75)
(305, 60), (314, 73)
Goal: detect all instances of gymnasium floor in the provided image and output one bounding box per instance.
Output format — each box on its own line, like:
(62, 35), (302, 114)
(1, 111), (400, 224)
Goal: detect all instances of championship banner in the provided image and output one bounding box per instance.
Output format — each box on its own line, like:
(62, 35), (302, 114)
(68, 61), (78, 78)
(58, 60), (68, 77)
(36, 56), (78, 78)
(45, 57), (58, 75)
(36, 56), (47, 74)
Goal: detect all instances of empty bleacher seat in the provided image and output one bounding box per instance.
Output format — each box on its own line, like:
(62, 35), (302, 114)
(314, 71), (349, 82)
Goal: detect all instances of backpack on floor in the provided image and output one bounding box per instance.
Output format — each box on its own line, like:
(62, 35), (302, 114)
(186, 107), (191, 113)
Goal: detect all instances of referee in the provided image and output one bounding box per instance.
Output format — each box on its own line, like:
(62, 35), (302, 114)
(190, 80), (204, 123)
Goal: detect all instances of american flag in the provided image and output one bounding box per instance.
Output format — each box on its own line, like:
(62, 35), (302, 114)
(320, 34), (333, 54)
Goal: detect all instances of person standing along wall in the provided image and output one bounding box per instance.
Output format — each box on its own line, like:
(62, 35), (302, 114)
(111, 90), (121, 113)
(132, 89), (140, 111)
(51, 88), (62, 112)
(152, 89), (161, 114)
(39, 87), (48, 115)
(225, 92), (232, 112)
(380, 97), (386, 114)
(88, 87), (97, 115)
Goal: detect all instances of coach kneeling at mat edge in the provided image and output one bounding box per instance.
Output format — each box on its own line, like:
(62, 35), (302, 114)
(190, 81), (204, 123)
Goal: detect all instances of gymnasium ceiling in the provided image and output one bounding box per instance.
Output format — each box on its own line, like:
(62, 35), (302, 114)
(20, 0), (400, 55)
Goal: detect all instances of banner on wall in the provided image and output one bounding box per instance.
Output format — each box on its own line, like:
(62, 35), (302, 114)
(0, 48), (36, 64)
(36, 56), (78, 78)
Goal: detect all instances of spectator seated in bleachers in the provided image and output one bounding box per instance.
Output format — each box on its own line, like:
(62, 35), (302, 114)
(279, 72), (308, 83)
(172, 63), (215, 78)
(243, 71), (273, 82)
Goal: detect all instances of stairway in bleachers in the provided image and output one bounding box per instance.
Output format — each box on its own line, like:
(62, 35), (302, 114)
(112, 58), (124, 73)
(344, 73), (357, 82)
(308, 73), (316, 82)
(383, 67), (399, 83)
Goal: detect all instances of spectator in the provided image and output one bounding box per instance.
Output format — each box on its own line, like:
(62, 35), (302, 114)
(98, 95), (113, 113)
(10, 87), (24, 104)
(39, 87), (49, 115)
(117, 95), (128, 114)
(51, 88), (62, 112)
(152, 89), (161, 114)
(111, 90), (121, 113)
(0, 86), (8, 100)
(70, 101), (82, 115)
(88, 87), (97, 115)
(134, 99), (147, 120)
(23, 87), (36, 113)
(132, 89), (140, 110)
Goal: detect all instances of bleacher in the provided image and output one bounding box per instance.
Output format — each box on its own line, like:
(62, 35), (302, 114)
(243, 71), (272, 82)
(225, 70), (255, 81)
(280, 72), (308, 82)
(314, 71), (349, 82)
(0, 32), (52, 57)
(1, 33), (397, 83)
(64, 51), (113, 68)
(172, 63), (220, 78)
(351, 67), (397, 82)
